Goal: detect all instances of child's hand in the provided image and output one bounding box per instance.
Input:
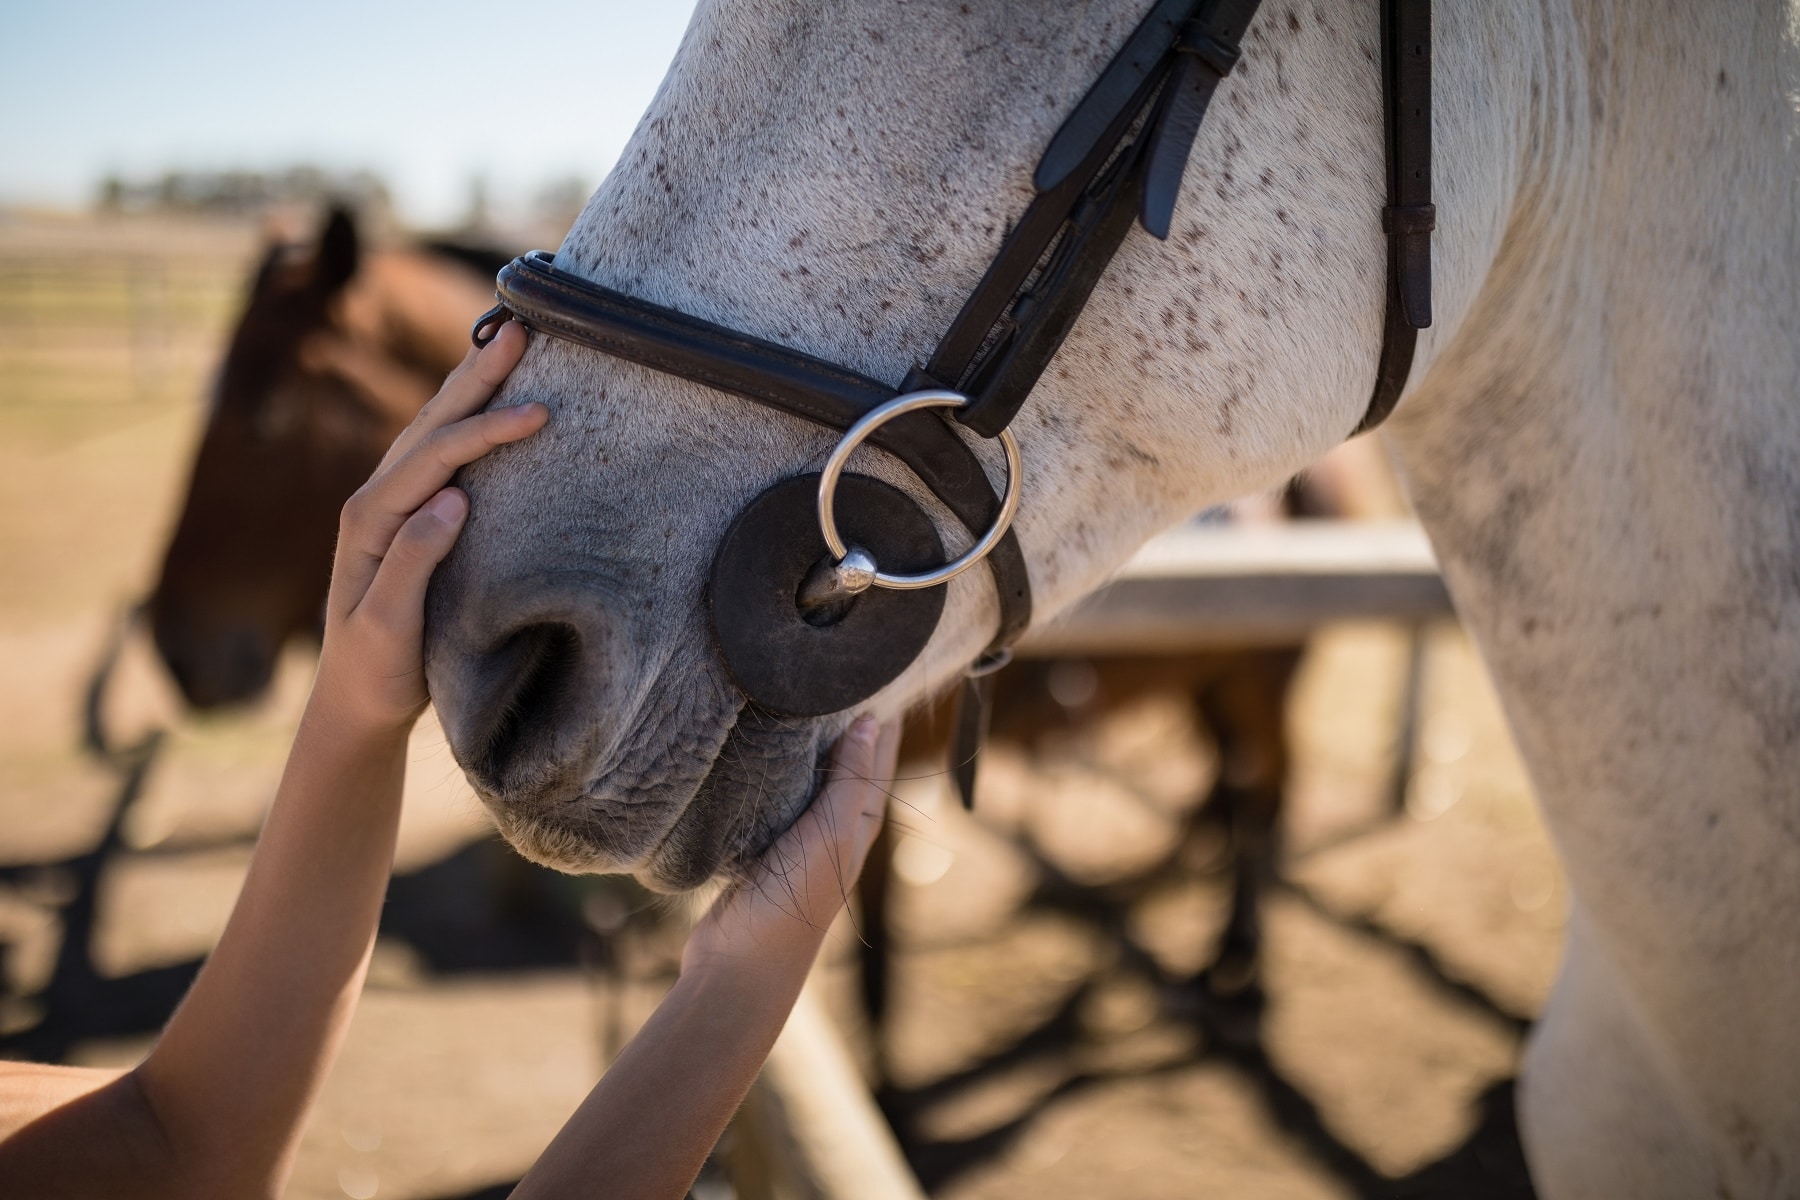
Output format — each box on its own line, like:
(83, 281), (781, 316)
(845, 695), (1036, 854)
(681, 717), (901, 980)
(313, 321), (546, 736)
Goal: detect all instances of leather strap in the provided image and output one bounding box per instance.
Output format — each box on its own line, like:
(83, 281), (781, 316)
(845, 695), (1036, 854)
(482, 253), (893, 433)
(1141, 4), (1261, 237)
(478, 252), (1033, 655)
(939, 132), (1154, 437)
(949, 669), (992, 810)
(933, 0), (1268, 437)
(467, 0), (1434, 693)
(1355, 0), (1433, 433)
(1033, 0), (1197, 196)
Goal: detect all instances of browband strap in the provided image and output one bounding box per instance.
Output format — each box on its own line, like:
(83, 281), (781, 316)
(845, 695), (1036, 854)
(478, 252), (1034, 658)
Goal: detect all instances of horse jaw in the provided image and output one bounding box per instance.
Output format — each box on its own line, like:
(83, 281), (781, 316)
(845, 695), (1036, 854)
(423, 0), (1403, 890)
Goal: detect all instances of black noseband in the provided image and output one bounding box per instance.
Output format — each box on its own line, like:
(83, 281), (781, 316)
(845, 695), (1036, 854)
(476, 248), (1032, 721)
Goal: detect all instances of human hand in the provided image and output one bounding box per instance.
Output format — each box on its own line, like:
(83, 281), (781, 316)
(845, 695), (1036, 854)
(312, 321), (546, 736)
(681, 717), (901, 980)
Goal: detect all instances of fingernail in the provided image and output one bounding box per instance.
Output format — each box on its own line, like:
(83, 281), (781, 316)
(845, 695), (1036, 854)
(424, 489), (467, 523)
(850, 715), (877, 743)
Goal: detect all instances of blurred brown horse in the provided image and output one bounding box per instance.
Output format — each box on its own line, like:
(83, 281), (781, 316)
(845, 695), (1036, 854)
(149, 207), (504, 706)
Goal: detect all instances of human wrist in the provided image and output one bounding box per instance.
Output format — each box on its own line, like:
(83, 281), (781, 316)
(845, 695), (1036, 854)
(679, 918), (826, 995)
(674, 943), (815, 1021)
(305, 648), (424, 744)
(273, 701), (411, 835)
(297, 676), (417, 757)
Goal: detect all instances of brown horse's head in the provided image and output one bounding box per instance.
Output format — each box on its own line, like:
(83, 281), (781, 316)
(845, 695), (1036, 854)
(151, 207), (494, 708)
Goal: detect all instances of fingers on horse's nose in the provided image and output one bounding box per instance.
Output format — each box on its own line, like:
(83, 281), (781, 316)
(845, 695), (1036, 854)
(429, 588), (626, 802)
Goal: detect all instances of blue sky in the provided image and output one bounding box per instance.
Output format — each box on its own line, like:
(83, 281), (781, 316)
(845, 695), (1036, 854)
(0, 0), (698, 225)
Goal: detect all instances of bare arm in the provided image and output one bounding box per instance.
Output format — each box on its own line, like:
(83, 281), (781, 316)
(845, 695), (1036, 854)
(510, 718), (900, 1200)
(0, 324), (545, 1199)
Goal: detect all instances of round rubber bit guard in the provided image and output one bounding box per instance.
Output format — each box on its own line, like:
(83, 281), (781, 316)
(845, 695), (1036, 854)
(710, 473), (946, 716)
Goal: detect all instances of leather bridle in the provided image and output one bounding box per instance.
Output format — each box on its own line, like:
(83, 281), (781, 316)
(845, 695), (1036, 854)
(471, 0), (1433, 805)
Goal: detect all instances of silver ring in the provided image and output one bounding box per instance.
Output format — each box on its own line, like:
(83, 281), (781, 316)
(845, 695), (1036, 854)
(817, 389), (1022, 592)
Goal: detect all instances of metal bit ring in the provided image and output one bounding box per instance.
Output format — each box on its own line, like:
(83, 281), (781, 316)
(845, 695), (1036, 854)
(816, 389), (1022, 593)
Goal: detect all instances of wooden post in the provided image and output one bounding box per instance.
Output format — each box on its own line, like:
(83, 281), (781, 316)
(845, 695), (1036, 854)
(732, 983), (925, 1200)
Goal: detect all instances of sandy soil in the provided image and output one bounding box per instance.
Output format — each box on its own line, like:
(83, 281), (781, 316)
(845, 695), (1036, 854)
(0, 212), (1558, 1199)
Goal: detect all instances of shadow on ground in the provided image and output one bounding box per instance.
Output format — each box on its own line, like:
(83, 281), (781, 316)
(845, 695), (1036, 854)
(878, 826), (1537, 1199)
(3, 739), (1538, 1199)
(2, 657), (1536, 1199)
(0, 730), (632, 1064)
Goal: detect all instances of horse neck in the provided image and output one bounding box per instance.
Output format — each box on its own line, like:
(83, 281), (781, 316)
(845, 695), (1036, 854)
(1392, 0), (1800, 797)
(1387, 0), (1800, 1105)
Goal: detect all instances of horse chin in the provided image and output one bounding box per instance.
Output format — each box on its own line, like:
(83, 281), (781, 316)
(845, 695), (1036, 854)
(481, 707), (833, 892)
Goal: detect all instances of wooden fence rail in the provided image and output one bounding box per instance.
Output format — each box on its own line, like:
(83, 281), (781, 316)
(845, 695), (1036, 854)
(1019, 519), (1452, 655)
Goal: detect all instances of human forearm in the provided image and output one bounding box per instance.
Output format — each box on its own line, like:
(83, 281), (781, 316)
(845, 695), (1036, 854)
(126, 331), (541, 1194)
(0, 707), (408, 1199)
(131, 700), (409, 1194)
(0, 329), (542, 1199)
(0, 1068), (177, 1199)
(512, 948), (819, 1200)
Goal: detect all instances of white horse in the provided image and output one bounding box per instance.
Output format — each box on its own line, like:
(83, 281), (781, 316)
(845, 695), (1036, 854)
(423, 2), (1800, 1194)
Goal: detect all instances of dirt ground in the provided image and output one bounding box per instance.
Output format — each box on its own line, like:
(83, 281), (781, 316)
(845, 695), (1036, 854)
(0, 211), (1559, 1199)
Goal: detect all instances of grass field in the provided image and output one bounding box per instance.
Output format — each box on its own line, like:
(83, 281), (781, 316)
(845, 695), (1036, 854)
(0, 209), (1559, 1199)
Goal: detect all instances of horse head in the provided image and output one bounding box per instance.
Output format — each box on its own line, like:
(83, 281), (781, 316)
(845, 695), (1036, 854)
(151, 207), (491, 708)
(423, 1), (1489, 890)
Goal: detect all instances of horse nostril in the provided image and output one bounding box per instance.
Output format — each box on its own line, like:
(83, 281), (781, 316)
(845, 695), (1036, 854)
(427, 574), (638, 809)
(472, 622), (584, 786)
